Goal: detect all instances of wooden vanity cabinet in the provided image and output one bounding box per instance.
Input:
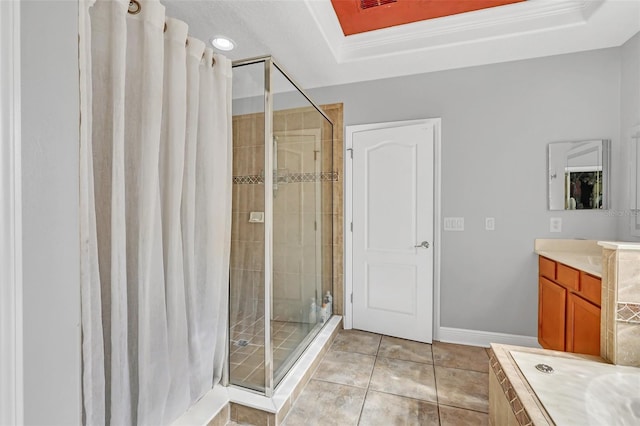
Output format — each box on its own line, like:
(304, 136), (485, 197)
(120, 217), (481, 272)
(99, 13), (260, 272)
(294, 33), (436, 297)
(566, 292), (600, 355)
(538, 276), (567, 351)
(537, 256), (601, 356)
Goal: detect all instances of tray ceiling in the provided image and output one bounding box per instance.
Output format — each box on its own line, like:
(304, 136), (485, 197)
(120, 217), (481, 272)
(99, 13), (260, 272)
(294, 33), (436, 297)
(163, 0), (640, 90)
(331, 0), (525, 35)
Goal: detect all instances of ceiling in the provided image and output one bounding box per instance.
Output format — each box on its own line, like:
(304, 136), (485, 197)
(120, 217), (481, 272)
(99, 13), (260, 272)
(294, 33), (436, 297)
(330, 0), (525, 35)
(163, 0), (640, 91)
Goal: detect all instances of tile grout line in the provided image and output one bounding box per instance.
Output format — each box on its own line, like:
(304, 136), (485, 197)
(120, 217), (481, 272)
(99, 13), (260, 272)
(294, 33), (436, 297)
(434, 364), (490, 374)
(368, 388), (438, 406)
(438, 402), (490, 415)
(432, 343), (443, 426)
(355, 335), (382, 426)
(308, 377), (369, 390)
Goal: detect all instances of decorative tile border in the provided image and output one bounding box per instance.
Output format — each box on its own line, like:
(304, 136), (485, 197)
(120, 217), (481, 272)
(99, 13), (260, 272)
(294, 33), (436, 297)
(233, 175), (263, 185)
(489, 349), (533, 426)
(233, 171), (339, 185)
(617, 302), (640, 323)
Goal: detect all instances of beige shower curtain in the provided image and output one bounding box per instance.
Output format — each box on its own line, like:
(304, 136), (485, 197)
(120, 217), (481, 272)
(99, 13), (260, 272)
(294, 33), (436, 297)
(79, 0), (232, 424)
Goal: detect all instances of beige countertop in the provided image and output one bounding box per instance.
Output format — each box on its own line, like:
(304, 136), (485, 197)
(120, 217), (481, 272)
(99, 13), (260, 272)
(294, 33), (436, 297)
(598, 241), (640, 250)
(534, 239), (602, 277)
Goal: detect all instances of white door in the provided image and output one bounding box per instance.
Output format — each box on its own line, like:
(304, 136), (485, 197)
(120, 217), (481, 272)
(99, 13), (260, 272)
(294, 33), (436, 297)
(352, 123), (434, 343)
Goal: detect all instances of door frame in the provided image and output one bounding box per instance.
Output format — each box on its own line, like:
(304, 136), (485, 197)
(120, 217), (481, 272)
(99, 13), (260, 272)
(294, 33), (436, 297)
(0, 0), (23, 423)
(344, 119), (441, 340)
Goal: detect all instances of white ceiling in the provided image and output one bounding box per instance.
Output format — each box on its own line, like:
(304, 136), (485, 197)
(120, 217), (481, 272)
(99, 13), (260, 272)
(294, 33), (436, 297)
(164, 0), (640, 90)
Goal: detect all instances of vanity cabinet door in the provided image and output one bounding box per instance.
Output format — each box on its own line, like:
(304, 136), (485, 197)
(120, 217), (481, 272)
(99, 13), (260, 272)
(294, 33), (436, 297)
(566, 293), (600, 356)
(538, 277), (566, 351)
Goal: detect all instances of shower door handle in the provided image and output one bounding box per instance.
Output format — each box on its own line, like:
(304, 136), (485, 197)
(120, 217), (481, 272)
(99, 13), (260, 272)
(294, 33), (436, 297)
(414, 241), (430, 249)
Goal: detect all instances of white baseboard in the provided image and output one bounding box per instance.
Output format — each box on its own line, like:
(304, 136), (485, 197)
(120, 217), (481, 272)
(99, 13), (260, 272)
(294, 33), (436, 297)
(437, 327), (540, 348)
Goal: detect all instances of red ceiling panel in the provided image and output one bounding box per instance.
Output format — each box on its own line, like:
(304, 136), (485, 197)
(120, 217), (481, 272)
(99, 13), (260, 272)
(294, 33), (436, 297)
(331, 0), (526, 36)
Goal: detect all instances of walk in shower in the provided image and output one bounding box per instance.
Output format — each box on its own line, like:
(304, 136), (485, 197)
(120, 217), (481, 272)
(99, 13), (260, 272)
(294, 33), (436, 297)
(229, 56), (334, 395)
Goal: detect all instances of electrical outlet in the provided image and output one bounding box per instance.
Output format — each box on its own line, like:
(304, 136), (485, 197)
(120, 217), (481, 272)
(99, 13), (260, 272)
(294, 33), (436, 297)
(444, 217), (464, 231)
(550, 217), (562, 233)
(485, 217), (495, 231)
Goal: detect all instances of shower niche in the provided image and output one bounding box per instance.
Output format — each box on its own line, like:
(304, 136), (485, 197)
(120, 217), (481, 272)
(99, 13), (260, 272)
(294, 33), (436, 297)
(229, 56), (334, 395)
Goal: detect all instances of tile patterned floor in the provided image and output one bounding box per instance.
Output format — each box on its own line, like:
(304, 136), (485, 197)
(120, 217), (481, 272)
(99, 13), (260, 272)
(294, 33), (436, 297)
(280, 330), (490, 426)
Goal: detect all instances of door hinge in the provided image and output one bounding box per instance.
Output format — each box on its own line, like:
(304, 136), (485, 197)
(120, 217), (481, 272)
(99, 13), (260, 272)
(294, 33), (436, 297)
(347, 148), (353, 159)
(350, 293), (353, 303)
(350, 222), (353, 232)
(314, 221), (317, 231)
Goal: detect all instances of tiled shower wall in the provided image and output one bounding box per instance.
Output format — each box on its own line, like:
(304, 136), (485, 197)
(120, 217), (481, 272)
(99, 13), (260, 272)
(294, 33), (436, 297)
(230, 104), (344, 321)
(231, 112), (266, 321)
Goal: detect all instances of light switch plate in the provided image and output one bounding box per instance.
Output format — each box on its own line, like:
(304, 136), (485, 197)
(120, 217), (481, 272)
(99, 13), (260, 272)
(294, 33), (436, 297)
(485, 217), (495, 231)
(550, 217), (562, 233)
(444, 217), (464, 231)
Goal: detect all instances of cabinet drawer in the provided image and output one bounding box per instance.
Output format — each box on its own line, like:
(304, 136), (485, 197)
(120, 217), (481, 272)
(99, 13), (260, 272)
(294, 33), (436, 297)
(557, 263), (579, 290)
(539, 256), (556, 280)
(580, 272), (602, 306)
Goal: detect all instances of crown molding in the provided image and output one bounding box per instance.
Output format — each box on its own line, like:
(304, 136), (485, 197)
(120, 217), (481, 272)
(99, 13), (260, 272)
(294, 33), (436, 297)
(305, 0), (639, 66)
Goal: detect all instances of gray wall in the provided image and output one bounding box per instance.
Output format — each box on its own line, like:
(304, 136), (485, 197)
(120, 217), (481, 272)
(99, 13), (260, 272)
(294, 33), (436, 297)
(618, 32), (640, 241)
(21, 1), (81, 424)
(306, 47), (625, 337)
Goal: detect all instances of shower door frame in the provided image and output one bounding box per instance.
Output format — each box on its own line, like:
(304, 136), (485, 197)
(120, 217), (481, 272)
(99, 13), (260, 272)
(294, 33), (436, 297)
(230, 55), (334, 397)
(0, 1), (23, 422)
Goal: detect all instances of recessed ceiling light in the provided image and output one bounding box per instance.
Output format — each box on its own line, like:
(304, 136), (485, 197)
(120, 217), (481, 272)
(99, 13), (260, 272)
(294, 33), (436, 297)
(210, 36), (235, 51)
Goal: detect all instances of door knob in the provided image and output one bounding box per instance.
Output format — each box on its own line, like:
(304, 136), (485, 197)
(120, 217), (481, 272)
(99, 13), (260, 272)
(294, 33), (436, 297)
(414, 241), (430, 249)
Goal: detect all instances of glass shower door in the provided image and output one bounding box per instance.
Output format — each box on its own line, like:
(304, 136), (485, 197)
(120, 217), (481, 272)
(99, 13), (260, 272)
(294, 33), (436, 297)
(229, 56), (333, 395)
(228, 61), (267, 393)
(270, 64), (327, 385)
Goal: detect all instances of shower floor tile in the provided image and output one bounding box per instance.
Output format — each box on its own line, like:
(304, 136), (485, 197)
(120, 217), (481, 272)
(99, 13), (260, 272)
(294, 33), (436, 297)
(229, 316), (319, 388)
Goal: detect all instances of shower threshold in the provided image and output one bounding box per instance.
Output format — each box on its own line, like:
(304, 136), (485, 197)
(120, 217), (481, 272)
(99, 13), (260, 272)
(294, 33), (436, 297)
(228, 315), (342, 424)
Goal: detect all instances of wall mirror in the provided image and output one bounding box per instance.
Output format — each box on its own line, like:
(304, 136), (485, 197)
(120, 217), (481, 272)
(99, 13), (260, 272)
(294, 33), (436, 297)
(548, 139), (610, 210)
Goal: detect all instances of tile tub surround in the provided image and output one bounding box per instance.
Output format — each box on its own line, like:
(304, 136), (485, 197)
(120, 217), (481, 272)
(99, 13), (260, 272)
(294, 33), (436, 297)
(489, 343), (606, 426)
(599, 241), (640, 367)
(534, 239), (603, 277)
(280, 331), (490, 425)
